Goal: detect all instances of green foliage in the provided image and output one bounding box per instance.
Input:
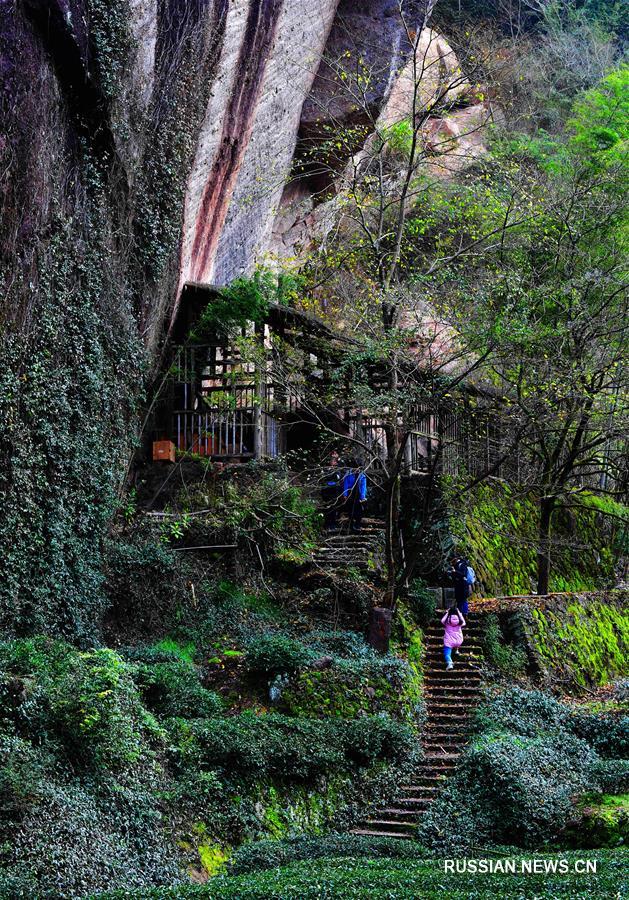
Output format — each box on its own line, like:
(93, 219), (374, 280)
(563, 794), (629, 848)
(0, 639), (159, 772)
(481, 614), (528, 676)
(569, 65), (629, 165)
(229, 833), (419, 874)
(98, 850), (629, 899)
(419, 687), (629, 849)
(0, 639), (181, 897)
(166, 711), (414, 785)
(133, 658), (223, 719)
(87, 0), (134, 101)
(530, 596), (629, 687)
(246, 634), (315, 678)
(0, 211), (142, 641)
(190, 270), (302, 340)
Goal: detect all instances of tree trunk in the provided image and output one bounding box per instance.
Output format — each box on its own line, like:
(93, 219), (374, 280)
(536, 497), (555, 596)
(383, 470), (400, 608)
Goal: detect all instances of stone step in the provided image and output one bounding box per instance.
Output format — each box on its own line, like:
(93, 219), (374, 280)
(424, 734), (468, 746)
(365, 819), (417, 831)
(426, 701), (478, 711)
(414, 767), (459, 780)
(379, 808), (423, 818)
(424, 744), (466, 755)
(415, 763), (457, 777)
(425, 720), (476, 731)
(400, 784), (444, 794)
(425, 683), (481, 693)
(351, 828), (413, 839)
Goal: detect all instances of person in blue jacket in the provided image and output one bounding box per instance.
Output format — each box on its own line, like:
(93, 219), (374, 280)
(342, 459), (367, 533)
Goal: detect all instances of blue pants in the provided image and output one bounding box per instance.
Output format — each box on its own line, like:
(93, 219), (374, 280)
(444, 646), (452, 663)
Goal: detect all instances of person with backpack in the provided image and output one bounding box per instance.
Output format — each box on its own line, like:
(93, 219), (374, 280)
(442, 604), (466, 670)
(450, 556), (476, 616)
(342, 459), (367, 533)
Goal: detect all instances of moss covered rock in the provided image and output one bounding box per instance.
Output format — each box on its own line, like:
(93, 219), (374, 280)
(563, 794), (629, 848)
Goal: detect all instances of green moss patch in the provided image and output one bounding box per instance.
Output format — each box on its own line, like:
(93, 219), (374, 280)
(564, 794), (629, 848)
(529, 595), (629, 687)
(447, 482), (624, 596)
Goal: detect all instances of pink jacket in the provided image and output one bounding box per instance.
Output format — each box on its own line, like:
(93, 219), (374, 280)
(442, 611), (466, 648)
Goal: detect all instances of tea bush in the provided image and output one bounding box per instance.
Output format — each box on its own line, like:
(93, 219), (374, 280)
(133, 658), (223, 719)
(246, 634), (315, 678)
(166, 712), (414, 785)
(419, 687), (629, 849)
(229, 833), (420, 874)
(99, 850), (629, 899)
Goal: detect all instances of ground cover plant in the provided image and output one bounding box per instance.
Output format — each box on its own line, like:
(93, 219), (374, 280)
(0, 613), (423, 897)
(418, 686), (629, 850)
(99, 849), (628, 899)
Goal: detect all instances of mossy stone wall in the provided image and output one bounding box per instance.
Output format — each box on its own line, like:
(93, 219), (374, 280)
(518, 590), (629, 689)
(449, 481), (623, 596)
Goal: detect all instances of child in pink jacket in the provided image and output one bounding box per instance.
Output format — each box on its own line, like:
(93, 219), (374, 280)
(442, 605), (466, 670)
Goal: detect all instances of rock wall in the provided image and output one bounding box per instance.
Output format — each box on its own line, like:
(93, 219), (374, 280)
(0, 0), (429, 637)
(178, 0), (339, 294)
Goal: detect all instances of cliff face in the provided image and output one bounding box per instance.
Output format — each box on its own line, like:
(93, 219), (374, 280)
(0, 0), (425, 637)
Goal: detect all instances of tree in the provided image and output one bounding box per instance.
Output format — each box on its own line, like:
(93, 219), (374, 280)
(288, 3), (512, 607)
(430, 67), (629, 592)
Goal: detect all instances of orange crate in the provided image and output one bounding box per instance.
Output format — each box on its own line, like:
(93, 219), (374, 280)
(152, 440), (176, 463)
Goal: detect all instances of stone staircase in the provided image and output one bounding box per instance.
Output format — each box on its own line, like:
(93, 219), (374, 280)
(311, 518), (385, 576)
(352, 610), (484, 838)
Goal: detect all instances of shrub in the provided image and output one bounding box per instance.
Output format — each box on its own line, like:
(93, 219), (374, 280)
(342, 717), (415, 767)
(304, 630), (378, 659)
(229, 833), (420, 874)
(419, 730), (596, 849)
(246, 634), (315, 679)
(167, 712), (415, 785)
(407, 580), (437, 628)
(133, 660), (223, 719)
(0, 780), (182, 898)
(47, 648), (159, 771)
(481, 615), (529, 677)
(0, 639), (161, 772)
(0, 735), (48, 825)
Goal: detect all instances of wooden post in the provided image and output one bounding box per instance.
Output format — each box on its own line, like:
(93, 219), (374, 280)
(254, 321), (265, 460)
(368, 606), (393, 653)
